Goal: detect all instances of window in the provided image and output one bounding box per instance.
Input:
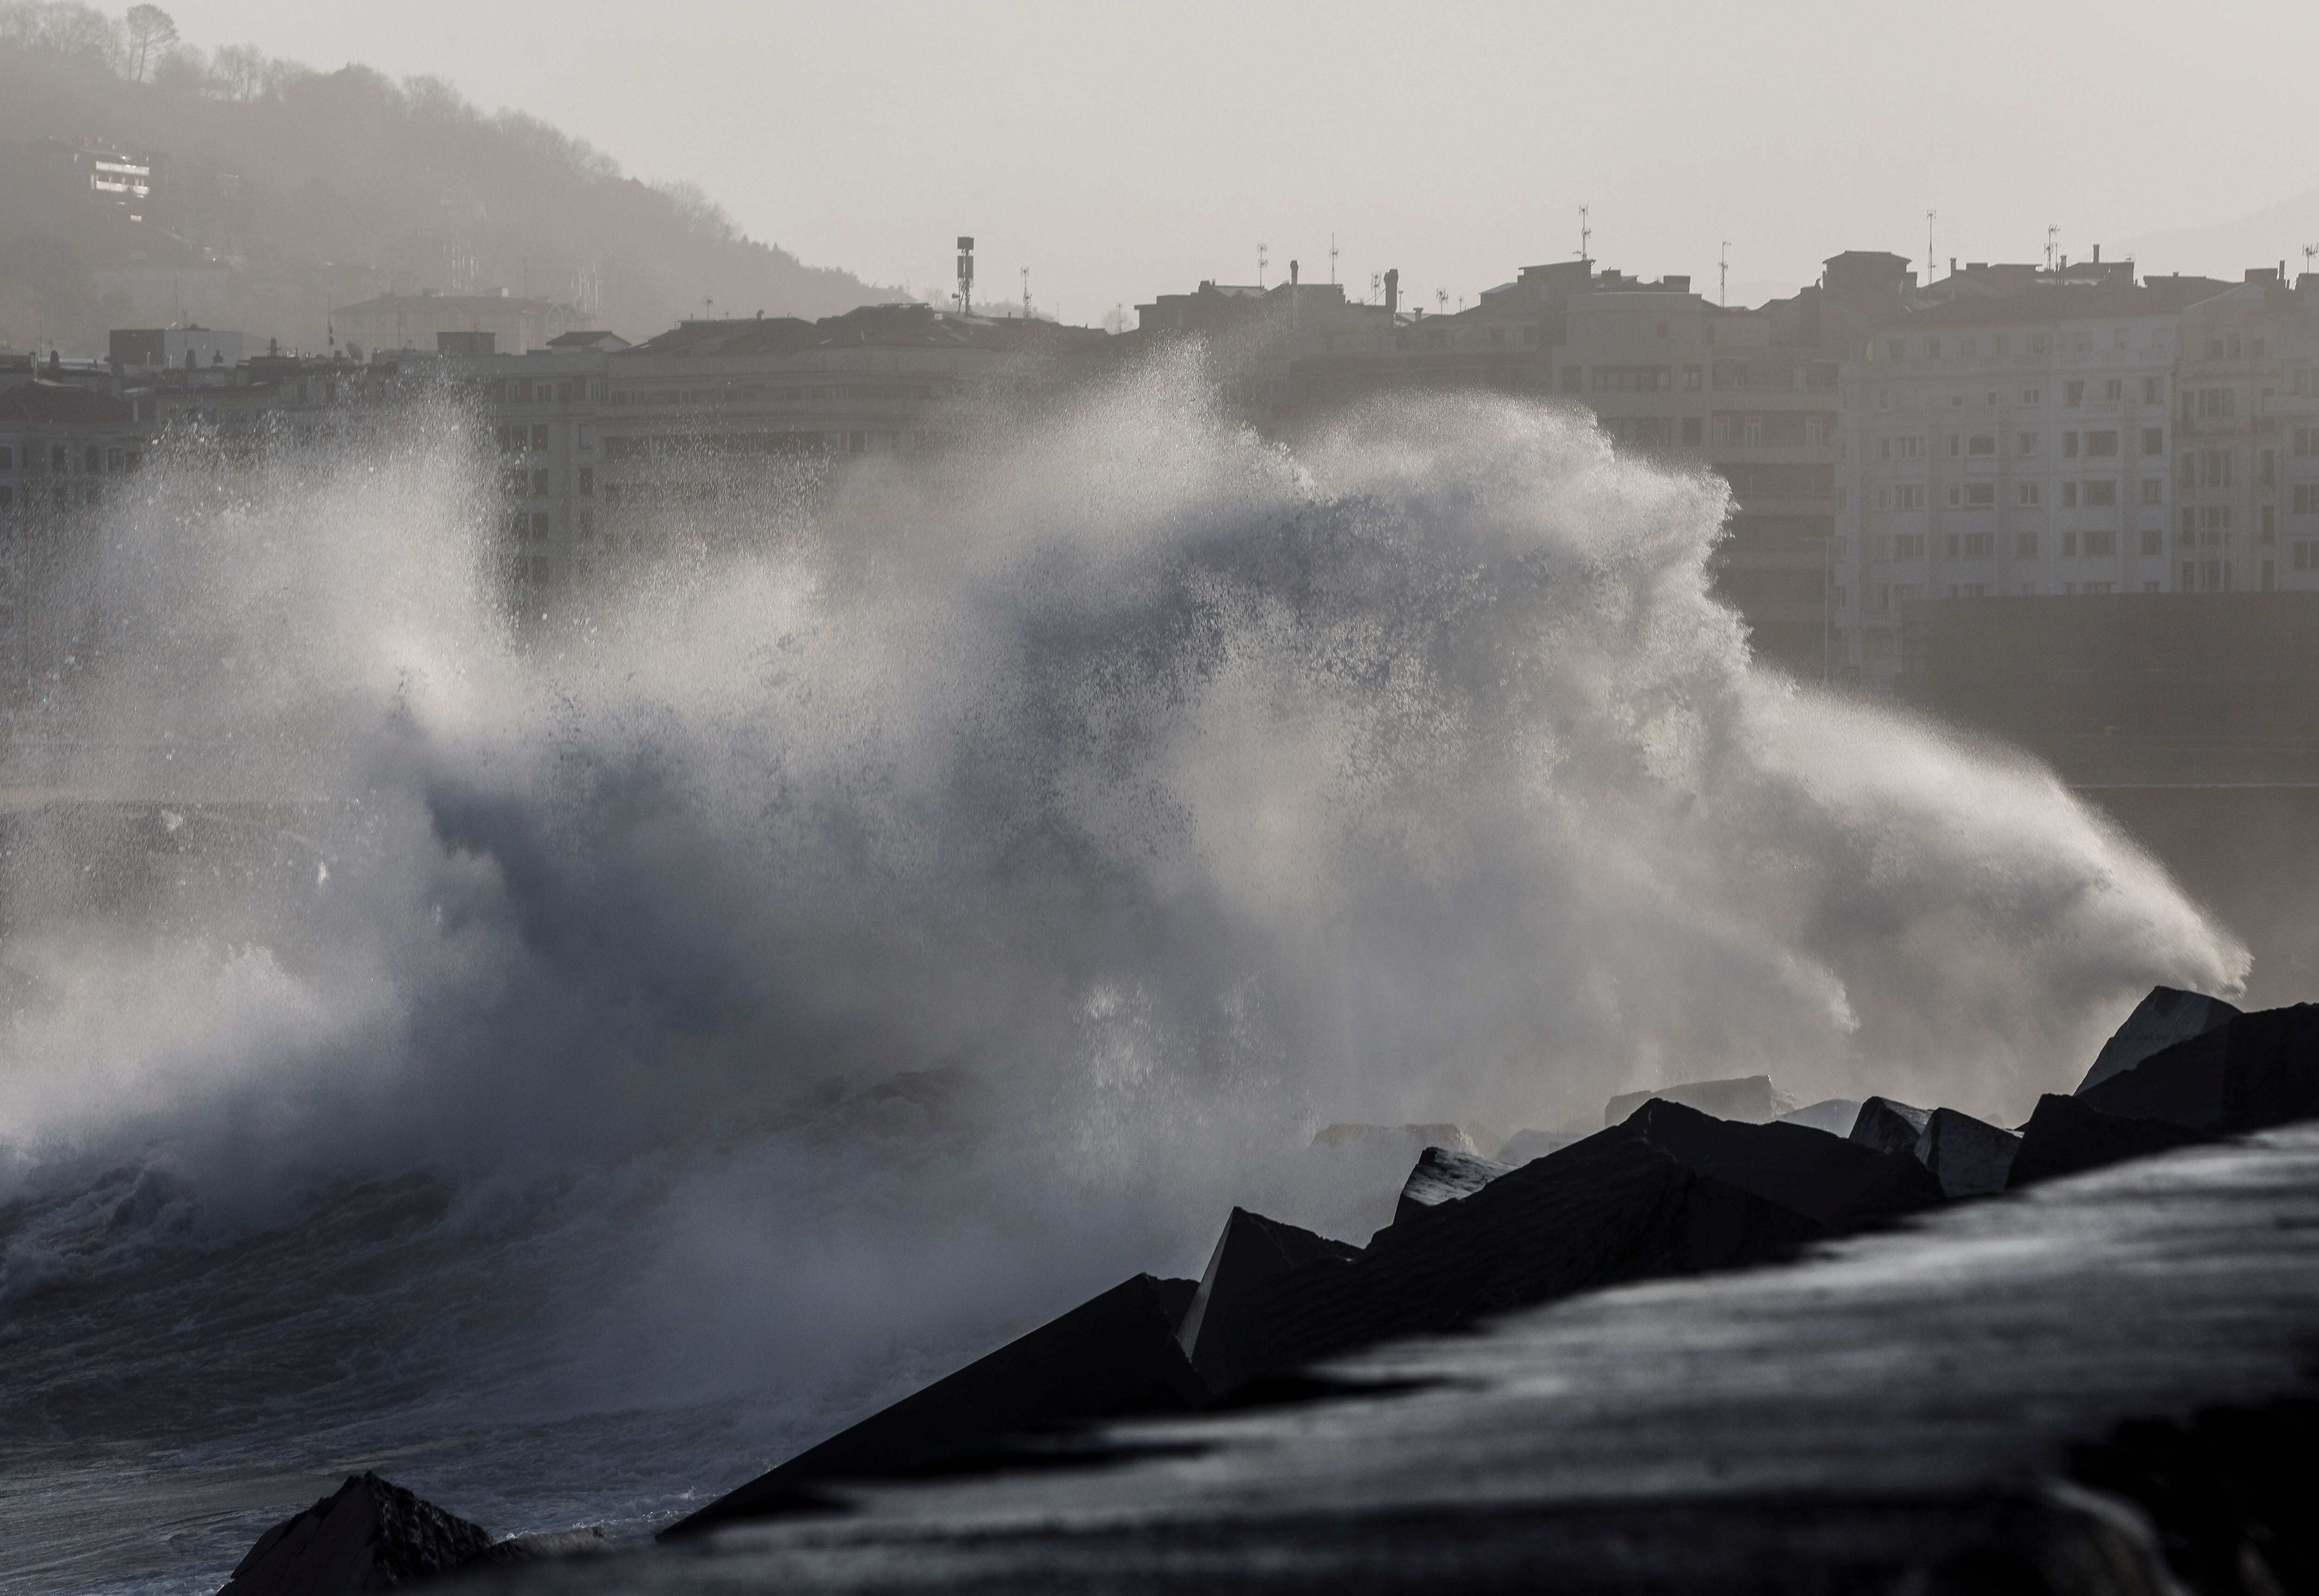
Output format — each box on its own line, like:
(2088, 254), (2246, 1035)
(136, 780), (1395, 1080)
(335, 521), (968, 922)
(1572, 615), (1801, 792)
(2180, 507), (2196, 542)
(2063, 431), (2080, 458)
(531, 468), (549, 496)
(2141, 529), (2163, 556)
(1877, 437), (1891, 461)
(1681, 417), (1702, 446)
(578, 468), (594, 496)
(1562, 367), (1583, 394)
(2031, 335), (2050, 355)
(2296, 485), (2319, 515)
(1962, 532), (1994, 557)
(2065, 380), (2085, 407)
(2017, 532), (2039, 557)
(2141, 428), (2165, 456)
(2258, 449), (2275, 487)
(1968, 434), (1996, 455)
(2063, 532), (2079, 556)
(2018, 430), (2039, 455)
(2105, 379), (2123, 401)
(2018, 483), (2041, 507)
(2021, 388), (2042, 407)
(106, 447), (124, 470)
(1947, 434), (1961, 458)
(1714, 416), (1731, 446)
(2259, 506), (2275, 544)
(1896, 484), (1923, 509)
(2143, 377), (2164, 404)
(1893, 533), (1926, 558)
(2085, 530), (2115, 556)
(1886, 340), (1905, 361)
(2063, 482), (2079, 508)
(1655, 322), (1670, 339)
(1899, 436), (1924, 459)
(532, 512), (551, 538)
(2298, 542), (2319, 571)
(2082, 481), (2116, 507)
(531, 424), (549, 450)
(0, 445), (10, 470)
(85, 445), (101, 472)
(1925, 337), (1941, 358)
(1743, 417), (1762, 446)
(2295, 426), (2316, 457)
(2086, 430), (2118, 457)
(2141, 480), (2165, 506)
(1966, 483), (1995, 507)
(1682, 365), (1702, 390)
(2204, 449), (2233, 488)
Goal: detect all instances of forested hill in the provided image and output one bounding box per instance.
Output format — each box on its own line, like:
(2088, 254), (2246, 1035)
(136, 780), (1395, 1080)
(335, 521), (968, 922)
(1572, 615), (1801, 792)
(0, 1), (903, 355)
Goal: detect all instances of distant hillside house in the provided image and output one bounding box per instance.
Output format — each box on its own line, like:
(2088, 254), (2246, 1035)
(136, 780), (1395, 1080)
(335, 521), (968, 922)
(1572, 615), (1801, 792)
(333, 292), (584, 357)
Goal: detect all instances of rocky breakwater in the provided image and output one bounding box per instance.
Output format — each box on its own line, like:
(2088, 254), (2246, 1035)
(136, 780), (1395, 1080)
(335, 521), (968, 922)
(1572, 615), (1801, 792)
(216, 988), (2319, 1594)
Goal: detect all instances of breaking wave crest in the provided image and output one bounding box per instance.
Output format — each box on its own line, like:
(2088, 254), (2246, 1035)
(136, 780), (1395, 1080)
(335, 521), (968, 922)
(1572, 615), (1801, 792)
(0, 354), (2247, 1585)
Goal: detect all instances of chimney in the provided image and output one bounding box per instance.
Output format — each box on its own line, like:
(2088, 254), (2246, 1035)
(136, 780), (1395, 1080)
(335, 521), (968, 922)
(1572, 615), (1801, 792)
(2093, 244), (2100, 263)
(1384, 268), (1399, 316)
(1289, 259), (1299, 286)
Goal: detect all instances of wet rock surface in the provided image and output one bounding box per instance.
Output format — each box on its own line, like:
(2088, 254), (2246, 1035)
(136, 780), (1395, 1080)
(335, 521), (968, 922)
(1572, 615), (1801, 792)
(459, 1122), (2319, 1595)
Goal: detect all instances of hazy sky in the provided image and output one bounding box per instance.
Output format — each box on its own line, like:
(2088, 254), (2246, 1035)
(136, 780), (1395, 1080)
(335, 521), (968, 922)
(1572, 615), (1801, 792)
(170, 0), (2319, 322)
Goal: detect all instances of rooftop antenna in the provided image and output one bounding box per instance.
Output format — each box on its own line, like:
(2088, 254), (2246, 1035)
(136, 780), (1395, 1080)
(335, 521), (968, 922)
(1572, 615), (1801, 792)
(1021, 266), (1030, 320)
(1925, 211), (1937, 277)
(1437, 288), (1448, 314)
(2045, 224), (2058, 272)
(1578, 205), (1590, 262)
(1370, 270), (1381, 304)
(2303, 242), (2317, 275)
(1718, 241), (1730, 306)
(956, 237), (974, 315)
(1329, 233), (1339, 285)
(1257, 243), (1268, 288)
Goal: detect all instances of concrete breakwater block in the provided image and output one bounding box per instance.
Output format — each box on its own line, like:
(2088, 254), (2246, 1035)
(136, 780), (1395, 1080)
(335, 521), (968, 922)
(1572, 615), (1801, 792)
(2078, 1002), (2319, 1135)
(1389, 1145), (1511, 1227)
(1602, 1074), (1792, 1126)
(1848, 1095), (1931, 1158)
(663, 1272), (1206, 1538)
(2076, 984), (2241, 1095)
(2008, 1093), (2215, 1189)
(1177, 1208), (1362, 1397)
(218, 1472), (492, 1595)
(1916, 1106), (2021, 1198)
(1241, 1124), (1832, 1381)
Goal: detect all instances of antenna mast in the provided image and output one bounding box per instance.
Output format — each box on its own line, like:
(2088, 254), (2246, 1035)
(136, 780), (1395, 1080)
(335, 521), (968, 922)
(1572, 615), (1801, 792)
(1258, 243), (1268, 288)
(955, 237), (974, 315)
(1579, 205), (1591, 262)
(1329, 234), (1339, 285)
(2045, 224), (2059, 272)
(1925, 211), (1937, 277)
(1718, 241), (1730, 306)
(1021, 267), (1030, 320)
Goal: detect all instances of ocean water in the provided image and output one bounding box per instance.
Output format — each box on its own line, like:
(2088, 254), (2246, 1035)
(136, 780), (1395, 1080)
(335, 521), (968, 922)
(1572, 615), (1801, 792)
(0, 357), (2248, 1592)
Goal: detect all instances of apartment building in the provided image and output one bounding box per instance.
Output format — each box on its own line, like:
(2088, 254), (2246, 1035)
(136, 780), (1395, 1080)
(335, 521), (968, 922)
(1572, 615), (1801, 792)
(453, 303), (1111, 592)
(1835, 270), (2228, 688)
(2172, 269), (2319, 596)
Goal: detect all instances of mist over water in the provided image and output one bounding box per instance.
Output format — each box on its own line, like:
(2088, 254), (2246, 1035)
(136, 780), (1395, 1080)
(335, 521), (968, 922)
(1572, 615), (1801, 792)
(0, 357), (2249, 1589)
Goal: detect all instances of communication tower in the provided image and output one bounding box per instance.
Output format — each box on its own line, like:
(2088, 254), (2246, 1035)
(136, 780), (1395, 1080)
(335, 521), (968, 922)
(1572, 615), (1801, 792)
(956, 237), (974, 315)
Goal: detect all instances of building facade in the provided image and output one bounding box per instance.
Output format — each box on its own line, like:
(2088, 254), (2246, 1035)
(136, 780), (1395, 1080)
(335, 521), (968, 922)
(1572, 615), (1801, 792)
(1835, 270), (2230, 688)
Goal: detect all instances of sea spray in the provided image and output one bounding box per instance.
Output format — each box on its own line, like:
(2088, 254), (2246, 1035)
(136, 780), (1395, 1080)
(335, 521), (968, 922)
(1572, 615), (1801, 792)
(0, 359), (2248, 1588)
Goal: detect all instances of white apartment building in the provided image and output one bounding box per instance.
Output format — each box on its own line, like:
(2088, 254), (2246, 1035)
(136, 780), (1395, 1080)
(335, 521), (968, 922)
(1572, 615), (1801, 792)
(2173, 272), (2319, 597)
(1835, 274), (2226, 688)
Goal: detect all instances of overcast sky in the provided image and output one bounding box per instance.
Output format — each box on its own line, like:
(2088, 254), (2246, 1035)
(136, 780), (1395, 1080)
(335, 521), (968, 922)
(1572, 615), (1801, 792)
(168, 0), (2319, 321)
